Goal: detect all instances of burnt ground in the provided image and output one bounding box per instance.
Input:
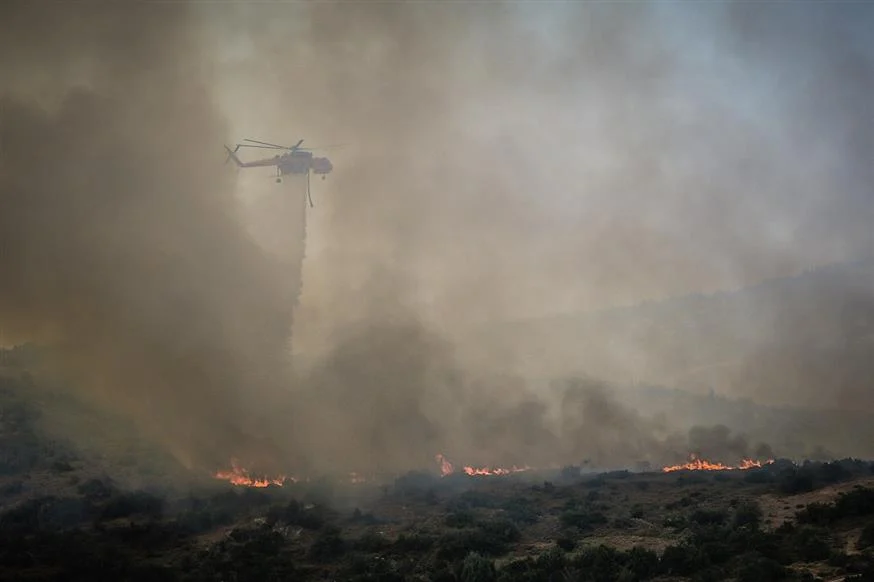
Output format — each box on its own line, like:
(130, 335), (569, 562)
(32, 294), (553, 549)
(3, 366), (874, 580)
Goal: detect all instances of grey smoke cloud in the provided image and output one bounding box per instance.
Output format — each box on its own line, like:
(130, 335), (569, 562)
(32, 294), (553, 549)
(208, 0), (874, 467)
(209, 2), (874, 332)
(0, 1), (297, 470)
(2, 1), (873, 478)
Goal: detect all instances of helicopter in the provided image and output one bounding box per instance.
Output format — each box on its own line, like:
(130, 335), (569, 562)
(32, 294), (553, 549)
(224, 138), (336, 207)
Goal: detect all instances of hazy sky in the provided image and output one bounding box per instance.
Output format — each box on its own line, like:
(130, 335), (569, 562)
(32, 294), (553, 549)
(206, 1), (874, 329)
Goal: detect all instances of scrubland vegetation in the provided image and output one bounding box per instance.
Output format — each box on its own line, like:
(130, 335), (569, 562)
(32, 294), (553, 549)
(4, 367), (874, 581)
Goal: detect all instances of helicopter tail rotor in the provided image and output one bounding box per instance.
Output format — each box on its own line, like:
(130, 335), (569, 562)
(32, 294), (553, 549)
(224, 144), (243, 167)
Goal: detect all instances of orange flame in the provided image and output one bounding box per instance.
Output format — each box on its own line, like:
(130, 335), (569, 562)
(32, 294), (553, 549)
(214, 460), (372, 487)
(435, 453), (454, 476)
(436, 453), (532, 477)
(214, 458), (294, 487)
(662, 454), (773, 473)
(462, 464), (532, 476)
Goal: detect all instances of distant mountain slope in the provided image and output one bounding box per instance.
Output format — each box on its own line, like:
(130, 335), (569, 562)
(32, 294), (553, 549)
(468, 257), (874, 411)
(613, 383), (874, 461)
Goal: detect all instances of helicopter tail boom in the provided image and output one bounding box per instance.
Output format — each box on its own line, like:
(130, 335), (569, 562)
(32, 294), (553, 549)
(225, 145), (280, 168)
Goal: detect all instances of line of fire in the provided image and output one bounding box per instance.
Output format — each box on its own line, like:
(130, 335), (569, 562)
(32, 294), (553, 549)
(213, 452), (776, 489)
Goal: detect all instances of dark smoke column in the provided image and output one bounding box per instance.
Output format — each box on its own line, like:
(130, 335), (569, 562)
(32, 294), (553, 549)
(0, 1), (298, 472)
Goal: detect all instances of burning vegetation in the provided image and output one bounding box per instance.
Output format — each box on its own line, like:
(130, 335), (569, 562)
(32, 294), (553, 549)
(662, 454), (774, 473)
(214, 450), (776, 489)
(435, 453), (533, 478)
(6, 365), (874, 581)
(213, 461), (373, 488)
(214, 459), (295, 488)
(214, 453), (536, 488)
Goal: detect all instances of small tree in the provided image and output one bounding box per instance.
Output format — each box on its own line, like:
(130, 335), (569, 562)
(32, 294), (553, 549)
(733, 500), (764, 530)
(857, 523), (874, 550)
(461, 552), (496, 582)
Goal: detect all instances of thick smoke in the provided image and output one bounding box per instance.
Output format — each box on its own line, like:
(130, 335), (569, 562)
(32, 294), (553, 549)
(0, 1), (297, 470)
(3, 1), (874, 479)
(288, 333), (767, 474)
(209, 0), (874, 470)
(212, 2), (874, 350)
(220, 2), (872, 322)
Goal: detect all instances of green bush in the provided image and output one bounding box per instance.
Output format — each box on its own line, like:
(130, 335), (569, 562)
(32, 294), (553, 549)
(0, 496), (87, 532)
(835, 488), (874, 519)
(461, 552), (497, 582)
(778, 469), (815, 495)
(857, 523), (874, 550)
(266, 498), (325, 530)
(436, 520), (520, 561)
(501, 497), (539, 525)
(736, 553), (788, 582)
(98, 491), (164, 521)
(743, 468), (774, 484)
(796, 488), (874, 526)
(194, 526), (297, 581)
(795, 502), (833, 526)
(733, 500), (764, 530)
(560, 509), (608, 531)
(350, 507), (383, 525)
(819, 462), (853, 484)
(393, 471), (439, 497)
(354, 530), (390, 553)
(689, 508), (728, 526)
(393, 532), (435, 553)
(78, 477), (115, 501)
(457, 490), (500, 509)
(479, 519), (521, 544)
(784, 525), (832, 562)
(445, 509), (476, 528)
(572, 544), (627, 580)
(342, 554), (406, 582)
(308, 525), (346, 562)
(556, 534), (576, 552)
(537, 546), (567, 571)
(659, 544), (703, 577)
(560, 465), (581, 480)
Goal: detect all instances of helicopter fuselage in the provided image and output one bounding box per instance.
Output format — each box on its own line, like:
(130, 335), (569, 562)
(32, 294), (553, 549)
(224, 140), (334, 190)
(276, 151), (333, 177)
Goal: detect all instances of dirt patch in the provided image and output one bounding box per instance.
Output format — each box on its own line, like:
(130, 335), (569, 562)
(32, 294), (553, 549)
(583, 533), (679, 554)
(758, 477), (874, 528)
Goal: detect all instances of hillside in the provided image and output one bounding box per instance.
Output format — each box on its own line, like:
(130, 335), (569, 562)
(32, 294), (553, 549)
(470, 258), (874, 411)
(612, 384), (874, 462)
(5, 330), (874, 580)
(4, 362), (874, 581)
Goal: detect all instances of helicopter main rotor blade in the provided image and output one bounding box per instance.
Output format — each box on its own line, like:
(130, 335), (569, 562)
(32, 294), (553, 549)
(296, 144), (346, 152)
(236, 143), (285, 150)
(244, 138), (297, 149)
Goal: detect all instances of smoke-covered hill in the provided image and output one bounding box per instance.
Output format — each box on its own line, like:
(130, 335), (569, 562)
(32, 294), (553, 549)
(612, 384), (874, 462)
(472, 258), (874, 413)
